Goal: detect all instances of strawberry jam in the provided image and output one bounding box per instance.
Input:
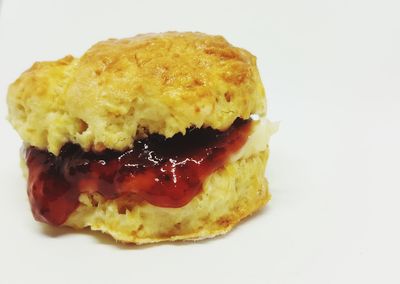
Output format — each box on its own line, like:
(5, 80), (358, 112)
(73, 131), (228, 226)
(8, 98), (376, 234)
(25, 119), (251, 226)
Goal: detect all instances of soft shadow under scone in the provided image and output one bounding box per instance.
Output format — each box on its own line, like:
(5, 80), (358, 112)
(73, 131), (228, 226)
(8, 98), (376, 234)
(8, 32), (276, 244)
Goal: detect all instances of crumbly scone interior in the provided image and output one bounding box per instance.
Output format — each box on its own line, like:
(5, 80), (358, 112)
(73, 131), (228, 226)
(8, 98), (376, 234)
(21, 116), (276, 243)
(65, 150), (270, 244)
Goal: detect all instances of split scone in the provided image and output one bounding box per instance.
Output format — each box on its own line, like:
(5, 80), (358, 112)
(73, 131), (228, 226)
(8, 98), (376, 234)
(7, 32), (277, 244)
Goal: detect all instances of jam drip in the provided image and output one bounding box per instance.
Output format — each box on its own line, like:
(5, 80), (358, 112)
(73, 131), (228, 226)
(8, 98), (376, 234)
(25, 119), (251, 226)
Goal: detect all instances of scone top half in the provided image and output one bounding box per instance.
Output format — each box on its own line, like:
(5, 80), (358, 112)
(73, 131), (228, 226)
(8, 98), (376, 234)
(8, 32), (266, 155)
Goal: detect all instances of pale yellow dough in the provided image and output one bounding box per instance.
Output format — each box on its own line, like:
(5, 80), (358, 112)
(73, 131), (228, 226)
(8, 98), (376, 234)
(8, 32), (266, 155)
(64, 150), (270, 244)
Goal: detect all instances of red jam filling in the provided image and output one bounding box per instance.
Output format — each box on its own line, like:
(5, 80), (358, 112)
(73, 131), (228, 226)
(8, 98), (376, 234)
(25, 119), (251, 226)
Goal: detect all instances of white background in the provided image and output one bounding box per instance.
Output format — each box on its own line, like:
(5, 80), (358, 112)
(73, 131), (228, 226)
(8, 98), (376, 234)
(0, 0), (399, 283)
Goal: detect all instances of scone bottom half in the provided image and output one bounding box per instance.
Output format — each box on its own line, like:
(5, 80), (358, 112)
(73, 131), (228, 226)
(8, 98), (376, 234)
(8, 32), (277, 244)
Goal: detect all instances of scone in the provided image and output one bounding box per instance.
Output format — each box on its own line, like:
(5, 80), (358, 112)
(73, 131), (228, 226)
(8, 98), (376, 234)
(7, 32), (277, 244)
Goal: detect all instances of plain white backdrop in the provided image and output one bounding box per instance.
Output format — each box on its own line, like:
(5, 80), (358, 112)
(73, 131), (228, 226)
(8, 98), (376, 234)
(0, 0), (399, 283)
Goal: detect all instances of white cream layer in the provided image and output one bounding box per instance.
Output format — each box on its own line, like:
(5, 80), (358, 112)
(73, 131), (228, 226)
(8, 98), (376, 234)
(230, 115), (278, 163)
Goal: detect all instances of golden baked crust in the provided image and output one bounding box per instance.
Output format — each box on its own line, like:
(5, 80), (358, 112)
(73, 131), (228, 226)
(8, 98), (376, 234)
(64, 150), (269, 244)
(8, 32), (266, 154)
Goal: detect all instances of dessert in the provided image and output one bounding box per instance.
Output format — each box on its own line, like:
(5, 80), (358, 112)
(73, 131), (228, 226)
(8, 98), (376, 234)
(8, 32), (277, 243)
